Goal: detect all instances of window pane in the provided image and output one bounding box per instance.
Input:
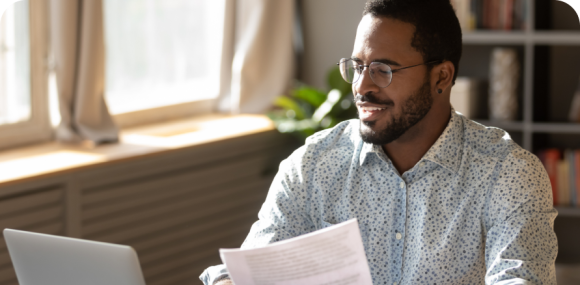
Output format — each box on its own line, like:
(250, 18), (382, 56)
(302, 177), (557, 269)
(0, 0), (30, 125)
(104, 0), (223, 114)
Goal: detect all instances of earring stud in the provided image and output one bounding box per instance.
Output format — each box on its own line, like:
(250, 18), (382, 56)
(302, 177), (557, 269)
(437, 89), (442, 94)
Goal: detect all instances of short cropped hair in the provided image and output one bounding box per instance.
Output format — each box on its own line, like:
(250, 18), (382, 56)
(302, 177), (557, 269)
(363, 0), (462, 84)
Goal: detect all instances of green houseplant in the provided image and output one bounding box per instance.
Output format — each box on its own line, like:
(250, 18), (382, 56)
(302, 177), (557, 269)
(268, 67), (358, 141)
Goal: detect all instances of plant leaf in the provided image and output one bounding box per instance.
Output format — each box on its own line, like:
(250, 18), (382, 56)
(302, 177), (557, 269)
(292, 87), (326, 108)
(312, 89), (342, 123)
(273, 97), (306, 120)
(327, 66), (352, 96)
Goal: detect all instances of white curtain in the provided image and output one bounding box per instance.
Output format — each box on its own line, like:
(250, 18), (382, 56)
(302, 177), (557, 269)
(50, 0), (118, 144)
(220, 0), (295, 114)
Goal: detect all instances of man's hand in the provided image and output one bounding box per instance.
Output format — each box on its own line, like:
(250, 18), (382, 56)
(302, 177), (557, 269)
(214, 280), (233, 285)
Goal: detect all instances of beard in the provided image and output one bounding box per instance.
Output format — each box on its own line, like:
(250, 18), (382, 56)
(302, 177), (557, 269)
(358, 77), (433, 145)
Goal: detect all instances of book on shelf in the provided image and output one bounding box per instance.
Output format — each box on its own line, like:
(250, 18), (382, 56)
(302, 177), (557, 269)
(538, 149), (560, 206)
(450, 0), (527, 32)
(558, 158), (570, 207)
(537, 149), (580, 207)
(568, 75), (580, 122)
(575, 151), (580, 206)
(567, 150), (577, 207)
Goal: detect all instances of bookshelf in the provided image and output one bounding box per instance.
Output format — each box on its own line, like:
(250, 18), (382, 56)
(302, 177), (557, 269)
(455, 0), (580, 273)
(461, 1), (580, 152)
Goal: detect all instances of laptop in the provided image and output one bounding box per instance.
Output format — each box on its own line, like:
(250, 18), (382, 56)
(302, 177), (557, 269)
(3, 228), (146, 285)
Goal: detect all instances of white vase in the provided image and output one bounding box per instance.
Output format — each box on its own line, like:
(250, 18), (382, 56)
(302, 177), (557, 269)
(489, 48), (520, 121)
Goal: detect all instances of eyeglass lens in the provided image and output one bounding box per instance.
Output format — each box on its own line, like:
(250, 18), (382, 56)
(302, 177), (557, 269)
(339, 58), (393, 88)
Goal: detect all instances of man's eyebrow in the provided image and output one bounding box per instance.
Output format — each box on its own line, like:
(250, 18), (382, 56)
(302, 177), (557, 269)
(372, 58), (402, 67)
(350, 56), (402, 67)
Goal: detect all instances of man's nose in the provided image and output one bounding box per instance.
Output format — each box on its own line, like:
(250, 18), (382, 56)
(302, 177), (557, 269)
(354, 67), (380, 96)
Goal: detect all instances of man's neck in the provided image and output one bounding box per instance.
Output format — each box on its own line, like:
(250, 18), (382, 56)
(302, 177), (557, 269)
(382, 103), (452, 175)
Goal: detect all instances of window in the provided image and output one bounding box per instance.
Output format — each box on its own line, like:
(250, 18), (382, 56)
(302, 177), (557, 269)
(0, 0), (50, 150)
(0, 0), (230, 149)
(0, 0), (30, 125)
(103, 0), (227, 125)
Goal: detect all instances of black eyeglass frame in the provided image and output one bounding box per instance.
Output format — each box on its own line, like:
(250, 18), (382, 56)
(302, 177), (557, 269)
(336, 59), (443, 88)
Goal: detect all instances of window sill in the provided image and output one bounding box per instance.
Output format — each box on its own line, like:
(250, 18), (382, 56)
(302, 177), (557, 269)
(0, 114), (275, 187)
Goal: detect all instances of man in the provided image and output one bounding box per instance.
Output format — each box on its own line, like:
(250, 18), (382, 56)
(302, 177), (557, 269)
(201, 0), (558, 284)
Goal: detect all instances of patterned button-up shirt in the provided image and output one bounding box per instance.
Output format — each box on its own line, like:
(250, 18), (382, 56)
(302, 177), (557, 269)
(201, 110), (558, 285)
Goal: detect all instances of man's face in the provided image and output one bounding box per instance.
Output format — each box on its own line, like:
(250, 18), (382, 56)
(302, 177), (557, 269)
(352, 15), (434, 145)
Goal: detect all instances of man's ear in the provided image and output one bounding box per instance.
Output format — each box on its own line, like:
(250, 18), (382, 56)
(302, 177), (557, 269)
(431, 61), (455, 94)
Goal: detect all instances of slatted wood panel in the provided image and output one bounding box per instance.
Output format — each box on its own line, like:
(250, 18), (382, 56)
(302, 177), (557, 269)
(77, 131), (293, 191)
(81, 148), (281, 285)
(0, 186), (65, 285)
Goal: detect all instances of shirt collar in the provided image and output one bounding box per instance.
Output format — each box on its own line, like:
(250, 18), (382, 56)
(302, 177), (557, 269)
(358, 109), (464, 174)
(359, 139), (374, 166)
(421, 109), (464, 174)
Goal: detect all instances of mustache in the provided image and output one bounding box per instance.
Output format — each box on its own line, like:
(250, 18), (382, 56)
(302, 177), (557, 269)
(354, 93), (393, 105)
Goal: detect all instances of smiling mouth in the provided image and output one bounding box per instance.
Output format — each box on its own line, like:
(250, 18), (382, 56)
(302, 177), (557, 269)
(358, 105), (390, 122)
(360, 106), (386, 112)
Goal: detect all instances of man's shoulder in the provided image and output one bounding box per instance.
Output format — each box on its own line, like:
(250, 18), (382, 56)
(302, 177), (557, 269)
(288, 119), (361, 163)
(460, 115), (541, 169)
(305, 119), (360, 147)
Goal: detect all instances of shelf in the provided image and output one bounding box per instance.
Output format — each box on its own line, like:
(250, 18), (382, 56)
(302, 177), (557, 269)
(556, 207), (580, 217)
(532, 123), (580, 133)
(463, 31), (528, 44)
(533, 32), (580, 45)
(462, 31), (580, 45)
(473, 120), (525, 132)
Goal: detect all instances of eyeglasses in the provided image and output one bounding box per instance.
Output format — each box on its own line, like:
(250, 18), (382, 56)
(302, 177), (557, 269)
(337, 58), (441, 88)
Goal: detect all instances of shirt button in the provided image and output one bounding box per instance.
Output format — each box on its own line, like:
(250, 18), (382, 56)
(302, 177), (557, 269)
(420, 161), (425, 167)
(394, 282), (397, 285)
(399, 181), (405, 189)
(396, 233), (402, 240)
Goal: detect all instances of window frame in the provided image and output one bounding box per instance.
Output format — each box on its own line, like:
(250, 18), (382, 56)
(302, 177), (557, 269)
(0, 0), (51, 150)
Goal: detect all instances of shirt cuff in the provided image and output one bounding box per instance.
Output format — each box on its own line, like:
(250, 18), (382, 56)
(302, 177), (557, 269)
(199, 264), (229, 285)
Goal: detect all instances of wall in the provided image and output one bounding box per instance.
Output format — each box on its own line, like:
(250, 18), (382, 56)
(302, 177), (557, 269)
(300, 0), (367, 90)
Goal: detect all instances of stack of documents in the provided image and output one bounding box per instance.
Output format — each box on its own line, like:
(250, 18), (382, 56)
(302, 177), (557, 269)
(220, 219), (372, 285)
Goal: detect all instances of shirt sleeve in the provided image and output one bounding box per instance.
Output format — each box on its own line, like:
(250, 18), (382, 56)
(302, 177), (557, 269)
(240, 147), (316, 249)
(199, 264), (229, 285)
(484, 149), (558, 284)
(199, 146), (315, 284)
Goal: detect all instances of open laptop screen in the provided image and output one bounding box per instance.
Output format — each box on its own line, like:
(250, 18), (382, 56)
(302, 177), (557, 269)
(3, 229), (146, 285)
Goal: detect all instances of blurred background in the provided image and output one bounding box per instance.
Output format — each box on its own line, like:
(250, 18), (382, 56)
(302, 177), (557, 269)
(0, 0), (579, 284)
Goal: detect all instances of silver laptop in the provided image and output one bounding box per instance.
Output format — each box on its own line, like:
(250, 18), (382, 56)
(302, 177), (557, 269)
(3, 229), (146, 285)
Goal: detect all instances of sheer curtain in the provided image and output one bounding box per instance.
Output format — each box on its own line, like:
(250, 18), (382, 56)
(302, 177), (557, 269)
(220, 0), (295, 114)
(50, 0), (117, 144)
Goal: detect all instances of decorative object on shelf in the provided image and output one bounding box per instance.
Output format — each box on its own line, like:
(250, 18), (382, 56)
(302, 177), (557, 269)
(568, 75), (580, 122)
(489, 48), (520, 121)
(268, 67), (357, 141)
(450, 77), (487, 119)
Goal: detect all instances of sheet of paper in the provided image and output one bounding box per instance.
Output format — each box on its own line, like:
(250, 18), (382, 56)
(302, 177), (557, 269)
(219, 219), (372, 285)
